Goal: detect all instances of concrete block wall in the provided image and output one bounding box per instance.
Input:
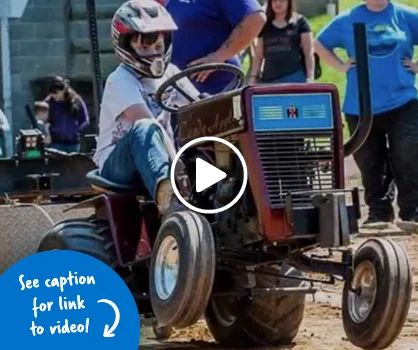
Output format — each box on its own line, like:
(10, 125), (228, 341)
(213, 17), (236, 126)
(7, 0), (121, 138)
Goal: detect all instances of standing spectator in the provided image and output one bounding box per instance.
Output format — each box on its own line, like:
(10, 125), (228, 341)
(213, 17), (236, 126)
(314, 0), (418, 226)
(44, 76), (90, 153)
(33, 101), (51, 145)
(165, 0), (266, 95)
(249, 0), (315, 84)
(0, 108), (10, 157)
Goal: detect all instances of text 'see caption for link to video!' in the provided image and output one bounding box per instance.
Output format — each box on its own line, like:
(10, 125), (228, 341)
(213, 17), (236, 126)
(0, 250), (141, 350)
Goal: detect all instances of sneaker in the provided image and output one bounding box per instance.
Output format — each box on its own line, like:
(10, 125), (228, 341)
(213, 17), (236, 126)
(361, 212), (394, 229)
(156, 179), (186, 221)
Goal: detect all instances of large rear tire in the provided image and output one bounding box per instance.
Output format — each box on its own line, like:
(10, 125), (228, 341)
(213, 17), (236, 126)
(149, 211), (216, 329)
(37, 218), (117, 268)
(205, 264), (305, 347)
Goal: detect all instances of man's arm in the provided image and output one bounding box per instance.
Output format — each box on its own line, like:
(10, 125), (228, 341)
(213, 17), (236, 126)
(120, 104), (154, 124)
(248, 37), (264, 84)
(401, 6), (418, 72)
(314, 14), (355, 73)
(299, 17), (315, 81)
(102, 74), (154, 125)
(188, 0), (266, 81)
(214, 11), (266, 63)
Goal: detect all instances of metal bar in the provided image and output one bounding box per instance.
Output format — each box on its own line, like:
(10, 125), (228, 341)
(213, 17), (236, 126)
(63, 0), (72, 77)
(86, 0), (103, 130)
(219, 265), (336, 284)
(343, 23), (373, 156)
(212, 286), (317, 298)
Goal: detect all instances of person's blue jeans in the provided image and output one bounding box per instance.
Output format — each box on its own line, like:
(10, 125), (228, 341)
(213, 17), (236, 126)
(100, 119), (171, 201)
(50, 142), (80, 153)
(260, 70), (307, 84)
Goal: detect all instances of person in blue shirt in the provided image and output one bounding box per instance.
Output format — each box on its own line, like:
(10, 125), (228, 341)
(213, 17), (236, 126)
(165, 0), (266, 95)
(314, 0), (418, 226)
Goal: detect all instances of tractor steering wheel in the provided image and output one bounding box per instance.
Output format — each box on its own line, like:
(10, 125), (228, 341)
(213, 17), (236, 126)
(155, 63), (245, 113)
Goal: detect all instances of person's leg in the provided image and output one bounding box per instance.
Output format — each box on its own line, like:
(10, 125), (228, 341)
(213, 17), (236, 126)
(61, 143), (80, 153)
(387, 99), (418, 221)
(49, 142), (66, 152)
(101, 118), (183, 216)
(345, 115), (395, 224)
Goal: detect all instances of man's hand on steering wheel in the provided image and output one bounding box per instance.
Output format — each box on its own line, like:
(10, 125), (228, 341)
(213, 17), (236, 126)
(155, 63), (245, 113)
(187, 52), (225, 83)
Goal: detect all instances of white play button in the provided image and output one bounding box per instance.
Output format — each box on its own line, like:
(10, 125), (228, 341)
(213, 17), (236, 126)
(171, 136), (248, 215)
(195, 158), (227, 193)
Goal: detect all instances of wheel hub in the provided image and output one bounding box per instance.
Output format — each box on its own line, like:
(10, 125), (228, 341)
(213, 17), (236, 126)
(154, 235), (179, 300)
(347, 260), (377, 323)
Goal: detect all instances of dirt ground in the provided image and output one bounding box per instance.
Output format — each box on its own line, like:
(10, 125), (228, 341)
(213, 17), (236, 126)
(140, 157), (418, 350)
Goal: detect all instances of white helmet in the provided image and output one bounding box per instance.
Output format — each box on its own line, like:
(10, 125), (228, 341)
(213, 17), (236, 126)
(111, 0), (178, 78)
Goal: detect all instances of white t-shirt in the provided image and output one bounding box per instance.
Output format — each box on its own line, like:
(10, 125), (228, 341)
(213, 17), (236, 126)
(93, 63), (199, 170)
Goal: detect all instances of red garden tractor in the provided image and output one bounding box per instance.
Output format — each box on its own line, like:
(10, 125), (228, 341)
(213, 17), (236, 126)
(35, 21), (412, 350)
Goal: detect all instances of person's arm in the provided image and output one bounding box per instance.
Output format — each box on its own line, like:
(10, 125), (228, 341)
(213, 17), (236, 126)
(102, 75), (153, 125)
(213, 11), (266, 63)
(314, 14), (355, 73)
(0, 109), (10, 132)
(402, 6), (418, 73)
(77, 97), (90, 131)
(44, 125), (51, 145)
(248, 37), (264, 84)
(188, 0), (266, 81)
(299, 17), (315, 81)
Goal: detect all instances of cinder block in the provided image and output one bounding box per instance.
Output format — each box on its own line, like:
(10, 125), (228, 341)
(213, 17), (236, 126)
(19, 40), (51, 57)
(34, 23), (64, 39)
(9, 23), (36, 40)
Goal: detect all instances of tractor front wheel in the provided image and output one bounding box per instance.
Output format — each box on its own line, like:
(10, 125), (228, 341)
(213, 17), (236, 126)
(205, 264), (306, 347)
(342, 237), (412, 349)
(149, 211), (216, 329)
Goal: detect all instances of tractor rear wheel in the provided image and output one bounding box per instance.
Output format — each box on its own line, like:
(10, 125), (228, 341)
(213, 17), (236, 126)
(205, 264), (305, 347)
(37, 218), (118, 268)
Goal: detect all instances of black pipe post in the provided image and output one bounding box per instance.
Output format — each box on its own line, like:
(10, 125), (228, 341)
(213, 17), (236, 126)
(86, 0), (103, 131)
(343, 22), (373, 157)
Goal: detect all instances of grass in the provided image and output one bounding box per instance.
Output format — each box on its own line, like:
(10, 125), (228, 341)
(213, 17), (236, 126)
(243, 0), (418, 140)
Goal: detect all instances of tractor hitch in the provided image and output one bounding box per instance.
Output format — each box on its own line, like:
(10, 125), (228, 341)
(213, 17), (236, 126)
(285, 188), (361, 247)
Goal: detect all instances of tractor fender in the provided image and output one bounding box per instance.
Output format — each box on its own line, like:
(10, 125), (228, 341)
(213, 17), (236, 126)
(62, 194), (108, 214)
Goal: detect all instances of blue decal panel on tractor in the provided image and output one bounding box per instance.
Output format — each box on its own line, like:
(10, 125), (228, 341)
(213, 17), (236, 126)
(252, 93), (334, 131)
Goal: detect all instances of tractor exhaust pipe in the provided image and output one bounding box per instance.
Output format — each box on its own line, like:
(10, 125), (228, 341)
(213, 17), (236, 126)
(343, 23), (373, 157)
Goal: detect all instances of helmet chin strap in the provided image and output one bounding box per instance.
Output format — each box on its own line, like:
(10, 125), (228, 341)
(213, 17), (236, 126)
(150, 58), (165, 77)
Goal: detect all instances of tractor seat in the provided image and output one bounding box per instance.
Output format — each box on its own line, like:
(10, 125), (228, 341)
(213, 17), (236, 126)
(87, 169), (143, 195)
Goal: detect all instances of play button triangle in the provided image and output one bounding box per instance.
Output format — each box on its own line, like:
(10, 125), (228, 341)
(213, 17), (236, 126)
(195, 158), (227, 193)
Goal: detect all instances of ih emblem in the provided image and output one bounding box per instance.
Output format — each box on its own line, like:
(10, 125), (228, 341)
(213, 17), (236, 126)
(286, 105), (298, 118)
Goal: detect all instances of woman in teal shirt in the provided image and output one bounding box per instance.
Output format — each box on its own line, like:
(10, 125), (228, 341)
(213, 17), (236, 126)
(315, 0), (418, 226)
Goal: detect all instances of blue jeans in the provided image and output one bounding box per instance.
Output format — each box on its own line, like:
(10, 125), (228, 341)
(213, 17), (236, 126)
(261, 70), (307, 84)
(100, 119), (171, 200)
(50, 142), (80, 153)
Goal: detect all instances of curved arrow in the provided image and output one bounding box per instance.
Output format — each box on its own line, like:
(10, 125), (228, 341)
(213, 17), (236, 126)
(97, 299), (120, 337)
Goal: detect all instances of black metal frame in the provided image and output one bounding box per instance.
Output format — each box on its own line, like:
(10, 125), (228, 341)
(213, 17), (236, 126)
(86, 0), (103, 129)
